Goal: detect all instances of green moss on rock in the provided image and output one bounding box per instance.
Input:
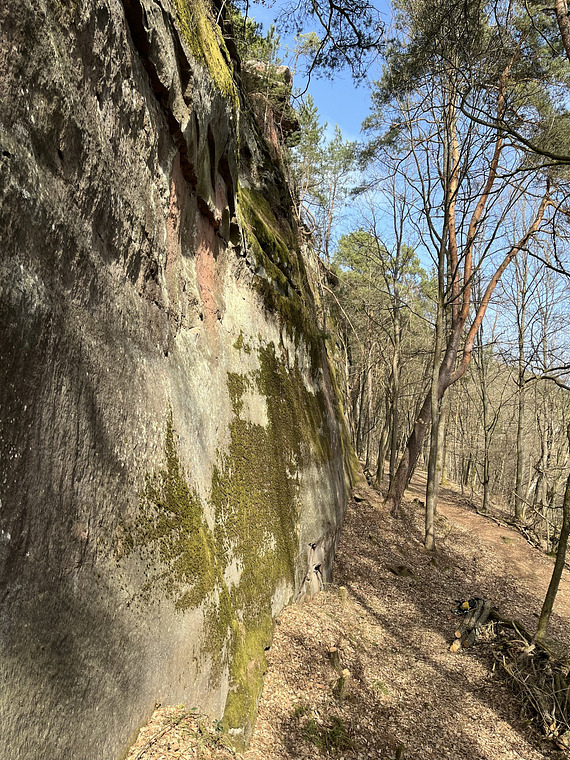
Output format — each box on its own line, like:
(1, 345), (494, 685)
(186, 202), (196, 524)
(237, 184), (325, 367)
(222, 615), (273, 745)
(172, 0), (238, 106)
(212, 342), (336, 741)
(238, 185), (293, 266)
(124, 412), (222, 612)
(233, 331), (252, 354)
(121, 341), (342, 745)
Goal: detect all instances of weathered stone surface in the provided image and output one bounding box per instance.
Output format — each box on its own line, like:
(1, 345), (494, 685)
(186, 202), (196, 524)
(0, 1), (353, 758)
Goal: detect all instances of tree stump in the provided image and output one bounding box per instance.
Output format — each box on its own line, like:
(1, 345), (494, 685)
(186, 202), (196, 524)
(328, 646), (342, 673)
(332, 668), (351, 701)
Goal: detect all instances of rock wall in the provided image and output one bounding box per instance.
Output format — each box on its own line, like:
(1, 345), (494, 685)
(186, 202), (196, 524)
(0, 1), (354, 758)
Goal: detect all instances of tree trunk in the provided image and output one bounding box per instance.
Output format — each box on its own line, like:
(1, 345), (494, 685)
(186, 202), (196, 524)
(425, 224), (446, 550)
(425, 399), (440, 550)
(387, 391), (434, 515)
(555, 0), (570, 63)
(389, 295), (402, 488)
(387, 318), (464, 515)
(375, 415), (389, 488)
(436, 396), (449, 487)
(515, 379), (526, 519)
(535, 425), (570, 643)
(515, 254), (528, 520)
(355, 370), (366, 457)
(481, 370), (491, 515)
(375, 392), (390, 488)
(364, 357), (374, 471)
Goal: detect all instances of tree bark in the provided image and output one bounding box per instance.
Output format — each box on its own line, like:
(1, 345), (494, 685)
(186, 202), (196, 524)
(436, 396), (449, 487)
(555, 0), (570, 63)
(515, 254), (528, 520)
(374, 410), (389, 488)
(389, 290), (402, 488)
(535, 425), (570, 643)
(425, 201), (447, 549)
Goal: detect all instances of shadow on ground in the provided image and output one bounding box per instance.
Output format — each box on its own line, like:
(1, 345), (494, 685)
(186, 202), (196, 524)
(248, 477), (569, 760)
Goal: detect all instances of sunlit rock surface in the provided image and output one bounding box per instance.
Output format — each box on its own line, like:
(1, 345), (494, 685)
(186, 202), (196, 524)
(0, 0), (353, 757)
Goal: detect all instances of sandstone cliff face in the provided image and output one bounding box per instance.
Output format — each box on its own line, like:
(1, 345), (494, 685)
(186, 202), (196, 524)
(0, 0), (352, 758)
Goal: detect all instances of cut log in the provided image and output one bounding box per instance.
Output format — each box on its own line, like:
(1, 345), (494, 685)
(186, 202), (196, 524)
(450, 598), (493, 651)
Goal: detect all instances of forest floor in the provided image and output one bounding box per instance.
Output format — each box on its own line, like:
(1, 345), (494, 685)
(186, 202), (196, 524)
(126, 471), (570, 760)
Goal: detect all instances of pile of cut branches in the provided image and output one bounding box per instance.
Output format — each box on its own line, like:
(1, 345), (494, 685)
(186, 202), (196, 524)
(449, 598), (570, 751)
(492, 625), (570, 751)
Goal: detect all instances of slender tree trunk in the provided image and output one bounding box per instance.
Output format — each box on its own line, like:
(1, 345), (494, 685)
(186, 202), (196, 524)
(474, 319), (492, 514)
(481, 364), (491, 515)
(436, 396), (449, 488)
(425, 394), (441, 550)
(375, 413), (390, 489)
(389, 295), (402, 488)
(388, 369), (400, 488)
(536, 425), (570, 643)
(387, 391), (434, 515)
(482, 436), (491, 513)
(453, 388), (460, 485)
(515, 254), (528, 520)
(342, 336), (357, 445)
(355, 371), (366, 457)
(515, 380), (526, 519)
(365, 358), (374, 470)
(425, 210), (447, 550)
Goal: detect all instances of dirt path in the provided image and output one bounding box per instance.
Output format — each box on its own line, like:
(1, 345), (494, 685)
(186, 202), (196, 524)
(127, 473), (570, 760)
(407, 472), (570, 647)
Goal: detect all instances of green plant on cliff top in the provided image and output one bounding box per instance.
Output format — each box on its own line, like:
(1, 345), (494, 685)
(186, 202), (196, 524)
(227, 4), (282, 66)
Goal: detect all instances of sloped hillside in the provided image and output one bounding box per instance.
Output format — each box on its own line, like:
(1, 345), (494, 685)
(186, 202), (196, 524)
(127, 471), (570, 759)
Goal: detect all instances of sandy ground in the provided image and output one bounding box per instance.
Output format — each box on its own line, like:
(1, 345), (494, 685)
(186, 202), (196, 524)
(126, 472), (570, 760)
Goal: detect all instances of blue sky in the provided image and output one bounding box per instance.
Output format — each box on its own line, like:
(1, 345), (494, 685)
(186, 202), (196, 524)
(243, 1), (391, 141)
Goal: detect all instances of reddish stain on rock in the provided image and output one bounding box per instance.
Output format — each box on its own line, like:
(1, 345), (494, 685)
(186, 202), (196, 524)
(195, 213), (220, 331)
